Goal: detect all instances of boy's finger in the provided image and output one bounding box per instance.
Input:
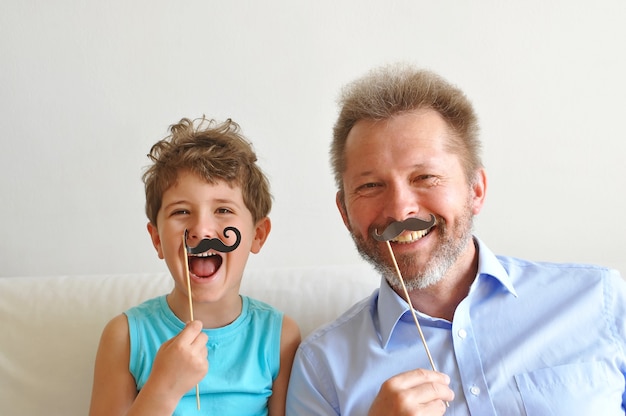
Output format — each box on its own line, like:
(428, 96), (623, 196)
(176, 320), (204, 343)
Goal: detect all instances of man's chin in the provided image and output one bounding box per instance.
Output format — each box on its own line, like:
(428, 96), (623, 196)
(388, 269), (445, 291)
(352, 234), (448, 290)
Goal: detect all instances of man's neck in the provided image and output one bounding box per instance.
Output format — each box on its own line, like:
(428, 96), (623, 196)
(404, 242), (479, 322)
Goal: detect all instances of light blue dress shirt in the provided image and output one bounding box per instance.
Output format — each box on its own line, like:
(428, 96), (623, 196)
(286, 238), (626, 415)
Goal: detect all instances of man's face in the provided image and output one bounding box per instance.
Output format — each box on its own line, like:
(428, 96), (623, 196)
(337, 109), (486, 290)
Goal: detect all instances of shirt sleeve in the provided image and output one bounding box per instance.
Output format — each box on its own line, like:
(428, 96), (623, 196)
(609, 269), (626, 411)
(286, 346), (339, 416)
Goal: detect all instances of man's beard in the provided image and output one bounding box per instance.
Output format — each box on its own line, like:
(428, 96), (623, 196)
(350, 204), (474, 291)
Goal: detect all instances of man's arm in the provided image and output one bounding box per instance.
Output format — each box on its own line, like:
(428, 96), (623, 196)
(287, 348), (453, 416)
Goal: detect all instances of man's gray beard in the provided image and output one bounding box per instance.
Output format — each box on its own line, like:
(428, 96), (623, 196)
(352, 210), (474, 291)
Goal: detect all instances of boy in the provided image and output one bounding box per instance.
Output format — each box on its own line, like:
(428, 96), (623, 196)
(90, 117), (301, 416)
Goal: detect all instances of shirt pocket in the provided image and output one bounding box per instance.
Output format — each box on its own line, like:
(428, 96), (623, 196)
(514, 361), (624, 416)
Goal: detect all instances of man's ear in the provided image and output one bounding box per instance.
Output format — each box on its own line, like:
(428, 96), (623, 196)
(250, 217), (271, 254)
(336, 191), (352, 231)
(470, 168), (488, 215)
(147, 222), (165, 259)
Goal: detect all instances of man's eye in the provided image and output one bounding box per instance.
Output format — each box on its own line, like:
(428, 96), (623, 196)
(353, 182), (382, 196)
(414, 175), (439, 184)
(358, 182), (379, 190)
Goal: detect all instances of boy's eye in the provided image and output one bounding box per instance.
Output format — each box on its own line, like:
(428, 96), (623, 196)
(216, 208), (233, 214)
(171, 209), (190, 216)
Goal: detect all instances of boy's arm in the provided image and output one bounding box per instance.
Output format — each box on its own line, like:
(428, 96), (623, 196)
(88, 314), (138, 416)
(268, 315), (301, 416)
(89, 316), (208, 416)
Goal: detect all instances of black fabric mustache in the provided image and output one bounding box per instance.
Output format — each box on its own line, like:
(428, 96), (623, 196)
(372, 214), (437, 241)
(184, 227), (242, 254)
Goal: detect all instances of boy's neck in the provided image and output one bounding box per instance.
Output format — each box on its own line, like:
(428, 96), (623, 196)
(166, 290), (243, 329)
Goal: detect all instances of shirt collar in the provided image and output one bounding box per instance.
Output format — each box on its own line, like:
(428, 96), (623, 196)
(375, 236), (517, 348)
(473, 237), (517, 297)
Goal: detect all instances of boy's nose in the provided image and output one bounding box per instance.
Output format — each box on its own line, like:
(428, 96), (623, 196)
(185, 220), (220, 243)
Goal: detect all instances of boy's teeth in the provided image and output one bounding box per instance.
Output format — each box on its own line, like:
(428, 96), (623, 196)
(192, 252), (217, 257)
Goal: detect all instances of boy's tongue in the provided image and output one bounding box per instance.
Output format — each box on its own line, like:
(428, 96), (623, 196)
(189, 256), (221, 277)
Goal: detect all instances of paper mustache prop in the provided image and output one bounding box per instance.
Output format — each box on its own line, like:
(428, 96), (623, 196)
(372, 214), (436, 241)
(370, 214), (448, 407)
(181, 226), (241, 410)
(184, 226), (242, 254)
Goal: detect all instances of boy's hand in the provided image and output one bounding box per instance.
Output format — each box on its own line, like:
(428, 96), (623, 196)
(368, 369), (454, 416)
(145, 320), (209, 398)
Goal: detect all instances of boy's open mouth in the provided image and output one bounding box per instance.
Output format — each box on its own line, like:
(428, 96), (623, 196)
(188, 252), (223, 278)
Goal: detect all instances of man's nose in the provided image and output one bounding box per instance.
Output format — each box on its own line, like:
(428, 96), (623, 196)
(382, 183), (419, 222)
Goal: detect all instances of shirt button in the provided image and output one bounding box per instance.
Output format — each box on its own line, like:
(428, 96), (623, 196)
(470, 385), (481, 396)
(458, 329), (467, 339)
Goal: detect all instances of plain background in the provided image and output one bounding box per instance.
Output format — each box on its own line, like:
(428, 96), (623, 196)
(1, 1), (625, 278)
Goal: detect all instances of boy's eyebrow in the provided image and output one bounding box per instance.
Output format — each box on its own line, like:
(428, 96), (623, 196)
(162, 198), (242, 210)
(213, 197), (239, 205)
(162, 200), (188, 209)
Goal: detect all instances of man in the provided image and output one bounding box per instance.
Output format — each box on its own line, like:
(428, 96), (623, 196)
(286, 65), (626, 415)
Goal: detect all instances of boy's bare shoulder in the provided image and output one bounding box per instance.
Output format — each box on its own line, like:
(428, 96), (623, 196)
(281, 314), (301, 348)
(99, 313), (130, 346)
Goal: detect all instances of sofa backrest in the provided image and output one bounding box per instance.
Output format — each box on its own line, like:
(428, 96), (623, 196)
(0, 264), (379, 416)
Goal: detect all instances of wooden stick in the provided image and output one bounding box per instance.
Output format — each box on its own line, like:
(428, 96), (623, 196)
(182, 233), (201, 410)
(384, 241), (449, 407)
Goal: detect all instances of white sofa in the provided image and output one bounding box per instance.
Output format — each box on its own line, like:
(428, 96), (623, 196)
(0, 264), (379, 416)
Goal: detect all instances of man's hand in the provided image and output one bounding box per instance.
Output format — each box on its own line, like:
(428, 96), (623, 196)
(368, 369), (454, 416)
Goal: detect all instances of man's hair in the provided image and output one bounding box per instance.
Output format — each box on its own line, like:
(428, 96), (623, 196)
(143, 117), (272, 225)
(331, 64), (482, 193)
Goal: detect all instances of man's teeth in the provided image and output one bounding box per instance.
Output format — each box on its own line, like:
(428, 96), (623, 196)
(191, 252), (217, 258)
(391, 229), (430, 243)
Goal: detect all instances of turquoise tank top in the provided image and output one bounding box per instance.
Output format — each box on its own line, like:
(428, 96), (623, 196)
(125, 295), (283, 415)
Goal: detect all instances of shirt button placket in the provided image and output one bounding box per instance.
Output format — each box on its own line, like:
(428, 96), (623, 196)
(452, 300), (497, 415)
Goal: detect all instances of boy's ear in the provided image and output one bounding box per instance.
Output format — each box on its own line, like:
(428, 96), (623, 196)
(250, 217), (271, 254)
(147, 222), (165, 259)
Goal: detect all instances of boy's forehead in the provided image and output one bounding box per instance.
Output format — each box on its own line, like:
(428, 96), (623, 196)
(155, 169), (246, 210)
(165, 173), (240, 196)
(170, 169), (239, 189)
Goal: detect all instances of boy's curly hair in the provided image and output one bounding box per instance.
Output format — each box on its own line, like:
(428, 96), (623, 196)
(142, 117), (272, 225)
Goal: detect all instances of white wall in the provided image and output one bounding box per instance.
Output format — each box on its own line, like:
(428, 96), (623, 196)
(1, 0), (625, 278)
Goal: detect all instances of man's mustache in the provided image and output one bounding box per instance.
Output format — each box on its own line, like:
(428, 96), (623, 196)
(184, 227), (242, 254)
(372, 214), (437, 242)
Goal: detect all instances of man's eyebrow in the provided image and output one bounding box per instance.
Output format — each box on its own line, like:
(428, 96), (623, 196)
(352, 163), (431, 177)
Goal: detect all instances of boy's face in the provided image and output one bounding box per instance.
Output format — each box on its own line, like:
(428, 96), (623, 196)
(147, 170), (270, 306)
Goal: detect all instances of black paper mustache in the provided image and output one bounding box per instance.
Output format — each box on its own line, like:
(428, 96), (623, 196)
(184, 227), (242, 254)
(372, 214), (437, 242)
